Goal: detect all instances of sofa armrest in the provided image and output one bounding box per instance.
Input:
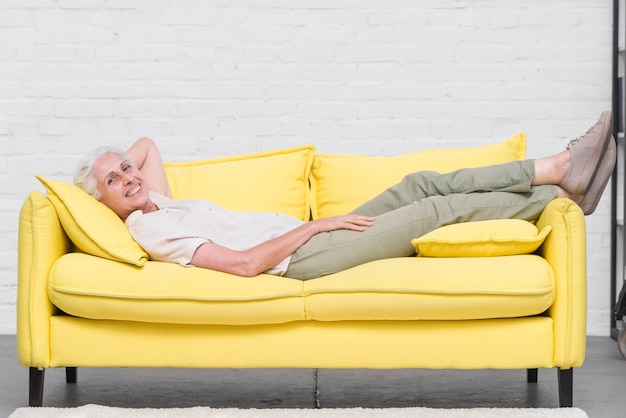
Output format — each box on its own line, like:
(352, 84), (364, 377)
(535, 198), (587, 368)
(17, 191), (71, 368)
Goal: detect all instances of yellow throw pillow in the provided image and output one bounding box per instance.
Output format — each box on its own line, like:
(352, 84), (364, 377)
(411, 219), (552, 257)
(310, 133), (526, 219)
(164, 144), (315, 221)
(36, 175), (149, 266)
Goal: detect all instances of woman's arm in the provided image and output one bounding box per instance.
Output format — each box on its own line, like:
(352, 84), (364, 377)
(126, 137), (172, 198)
(190, 214), (375, 277)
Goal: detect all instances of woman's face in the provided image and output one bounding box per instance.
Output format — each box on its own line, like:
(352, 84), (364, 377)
(92, 153), (151, 221)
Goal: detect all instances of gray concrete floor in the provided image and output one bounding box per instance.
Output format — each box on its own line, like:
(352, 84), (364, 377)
(1, 335), (625, 417)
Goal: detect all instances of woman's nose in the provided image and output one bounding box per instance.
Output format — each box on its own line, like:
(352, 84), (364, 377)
(121, 172), (134, 183)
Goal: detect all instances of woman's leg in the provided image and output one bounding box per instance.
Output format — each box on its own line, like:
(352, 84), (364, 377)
(349, 160), (535, 217)
(285, 184), (558, 280)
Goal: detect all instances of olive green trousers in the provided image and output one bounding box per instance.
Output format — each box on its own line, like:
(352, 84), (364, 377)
(284, 160), (558, 280)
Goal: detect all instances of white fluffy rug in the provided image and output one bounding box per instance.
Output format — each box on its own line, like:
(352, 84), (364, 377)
(9, 404), (589, 418)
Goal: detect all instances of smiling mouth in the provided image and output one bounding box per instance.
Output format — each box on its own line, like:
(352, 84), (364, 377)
(126, 185), (142, 197)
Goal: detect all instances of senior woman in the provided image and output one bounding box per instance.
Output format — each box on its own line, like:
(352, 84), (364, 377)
(74, 112), (615, 280)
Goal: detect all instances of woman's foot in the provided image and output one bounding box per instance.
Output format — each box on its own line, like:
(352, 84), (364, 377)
(535, 111), (615, 215)
(556, 137), (615, 215)
(560, 111), (613, 195)
(576, 136), (616, 215)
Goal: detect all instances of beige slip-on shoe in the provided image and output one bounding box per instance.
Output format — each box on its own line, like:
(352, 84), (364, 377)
(577, 135), (616, 216)
(560, 111), (613, 196)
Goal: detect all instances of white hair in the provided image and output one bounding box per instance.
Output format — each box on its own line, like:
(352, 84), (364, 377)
(74, 146), (133, 200)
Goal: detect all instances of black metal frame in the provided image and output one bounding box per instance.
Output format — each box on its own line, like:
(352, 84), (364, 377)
(611, 0), (626, 340)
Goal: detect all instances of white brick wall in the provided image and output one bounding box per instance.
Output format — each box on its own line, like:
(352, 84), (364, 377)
(0, 0), (614, 334)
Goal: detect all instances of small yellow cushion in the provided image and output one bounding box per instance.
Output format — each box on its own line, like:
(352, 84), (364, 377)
(310, 133), (526, 218)
(411, 219), (552, 257)
(164, 145), (315, 221)
(36, 175), (149, 266)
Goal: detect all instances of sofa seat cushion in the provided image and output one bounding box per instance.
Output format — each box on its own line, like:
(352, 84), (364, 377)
(303, 256), (554, 322)
(49, 253), (306, 326)
(49, 252), (553, 326)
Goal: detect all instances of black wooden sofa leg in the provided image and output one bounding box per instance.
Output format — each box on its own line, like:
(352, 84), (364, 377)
(528, 368), (573, 407)
(558, 367), (573, 407)
(28, 367), (44, 407)
(66, 367), (77, 384)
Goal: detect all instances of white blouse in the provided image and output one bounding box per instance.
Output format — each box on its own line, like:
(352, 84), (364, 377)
(125, 191), (305, 275)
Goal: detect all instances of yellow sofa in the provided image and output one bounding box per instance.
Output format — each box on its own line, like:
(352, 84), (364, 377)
(17, 135), (587, 408)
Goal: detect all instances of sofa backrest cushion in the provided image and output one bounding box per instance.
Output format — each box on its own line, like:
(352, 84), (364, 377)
(36, 175), (149, 266)
(164, 144), (315, 221)
(310, 133), (526, 219)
